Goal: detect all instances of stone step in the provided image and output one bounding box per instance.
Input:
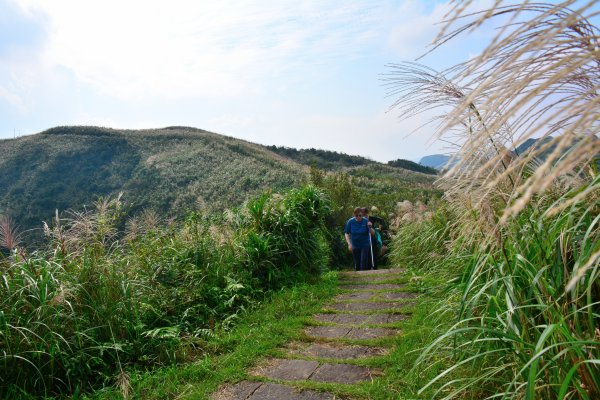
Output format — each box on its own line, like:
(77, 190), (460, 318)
(312, 313), (408, 325)
(339, 283), (406, 291)
(326, 301), (414, 312)
(252, 358), (378, 385)
(213, 381), (340, 400)
(286, 341), (387, 360)
(335, 291), (417, 301)
(305, 325), (398, 340)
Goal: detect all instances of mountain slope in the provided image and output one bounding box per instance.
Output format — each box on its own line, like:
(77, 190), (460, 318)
(0, 126), (301, 233)
(0, 126), (437, 240)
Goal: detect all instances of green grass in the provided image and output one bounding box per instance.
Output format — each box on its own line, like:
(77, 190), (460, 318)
(390, 189), (600, 399)
(84, 267), (469, 400)
(0, 185), (335, 398)
(86, 272), (340, 400)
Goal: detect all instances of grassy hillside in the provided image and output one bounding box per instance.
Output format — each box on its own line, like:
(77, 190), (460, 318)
(0, 126), (437, 244)
(0, 126), (300, 237)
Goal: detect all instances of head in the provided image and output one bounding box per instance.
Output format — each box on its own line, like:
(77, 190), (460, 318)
(361, 207), (369, 217)
(353, 207), (363, 220)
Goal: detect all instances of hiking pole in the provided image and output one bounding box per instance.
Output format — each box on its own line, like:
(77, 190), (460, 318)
(368, 223), (375, 270)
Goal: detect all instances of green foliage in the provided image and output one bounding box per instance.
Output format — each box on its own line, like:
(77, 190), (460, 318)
(390, 179), (600, 399)
(0, 185), (332, 398)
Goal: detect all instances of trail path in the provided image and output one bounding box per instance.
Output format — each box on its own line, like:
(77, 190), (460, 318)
(213, 268), (416, 400)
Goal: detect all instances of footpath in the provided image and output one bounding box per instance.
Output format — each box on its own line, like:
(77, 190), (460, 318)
(212, 268), (416, 400)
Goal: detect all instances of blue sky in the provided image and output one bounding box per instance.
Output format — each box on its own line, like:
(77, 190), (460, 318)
(0, 0), (495, 161)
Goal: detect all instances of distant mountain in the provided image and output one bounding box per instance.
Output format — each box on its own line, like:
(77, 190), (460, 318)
(0, 126), (437, 243)
(387, 158), (438, 175)
(419, 154), (452, 170)
(514, 137), (556, 157)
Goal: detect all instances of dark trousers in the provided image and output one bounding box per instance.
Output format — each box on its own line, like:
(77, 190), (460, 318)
(352, 247), (370, 271)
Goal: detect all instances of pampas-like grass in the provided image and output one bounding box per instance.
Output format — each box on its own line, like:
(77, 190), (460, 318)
(387, 2), (600, 398)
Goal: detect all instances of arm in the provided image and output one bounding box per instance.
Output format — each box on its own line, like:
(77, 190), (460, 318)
(345, 233), (353, 251)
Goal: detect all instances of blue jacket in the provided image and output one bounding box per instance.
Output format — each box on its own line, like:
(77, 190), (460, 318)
(344, 217), (370, 249)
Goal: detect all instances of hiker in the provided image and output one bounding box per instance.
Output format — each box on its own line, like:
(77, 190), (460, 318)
(344, 207), (374, 271)
(361, 207), (379, 270)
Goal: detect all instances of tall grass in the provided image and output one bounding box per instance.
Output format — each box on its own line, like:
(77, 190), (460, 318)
(388, 1), (600, 398)
(0, 185), (331, 398)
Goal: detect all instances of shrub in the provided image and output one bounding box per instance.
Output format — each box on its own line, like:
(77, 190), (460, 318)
(0, 185), (331, 398)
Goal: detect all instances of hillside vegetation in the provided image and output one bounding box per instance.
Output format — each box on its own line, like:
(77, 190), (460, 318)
(0, 126), (436, 243)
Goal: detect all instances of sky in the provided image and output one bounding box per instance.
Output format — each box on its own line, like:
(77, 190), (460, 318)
(0, 0), (497, 162)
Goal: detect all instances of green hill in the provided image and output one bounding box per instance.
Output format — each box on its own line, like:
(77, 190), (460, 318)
(0, 126), (437, 243)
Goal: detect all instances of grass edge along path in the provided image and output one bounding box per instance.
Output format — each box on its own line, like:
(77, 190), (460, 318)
(211, 268), (458, 400)
(85, 272), (339, 400)
(88, 267), (457, 400)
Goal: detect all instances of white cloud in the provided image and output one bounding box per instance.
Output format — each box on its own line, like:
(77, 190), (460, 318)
(3, 0), (482, 160)
(12, 0), (388, 100)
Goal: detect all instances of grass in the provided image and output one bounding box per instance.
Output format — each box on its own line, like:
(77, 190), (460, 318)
(0, 185), (335, 398)
(82, 266), (469, 400)
(384, 2), (600, 398)
(86, 272), (340, 400)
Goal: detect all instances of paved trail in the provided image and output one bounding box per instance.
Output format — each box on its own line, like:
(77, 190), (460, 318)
(213, 268), (415, 400)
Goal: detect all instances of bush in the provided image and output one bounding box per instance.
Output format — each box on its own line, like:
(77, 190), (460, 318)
(0, 185), (331, 398)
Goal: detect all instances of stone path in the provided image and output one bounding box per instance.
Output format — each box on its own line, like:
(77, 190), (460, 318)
(212, 268), (416, 400)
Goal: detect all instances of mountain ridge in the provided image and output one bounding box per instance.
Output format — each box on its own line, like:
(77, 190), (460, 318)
(0, 125), (437, 242)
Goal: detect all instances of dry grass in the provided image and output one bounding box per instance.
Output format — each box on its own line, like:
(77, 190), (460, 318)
(386, 2), (600, 399)
(386, 1), (600, 244)
(0, 215), (22, 251)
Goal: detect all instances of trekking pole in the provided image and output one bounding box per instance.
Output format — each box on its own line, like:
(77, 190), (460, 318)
(368, 224), (375, 269)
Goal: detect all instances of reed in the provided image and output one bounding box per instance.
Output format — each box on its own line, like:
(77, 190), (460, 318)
(387, 2), (600, 398)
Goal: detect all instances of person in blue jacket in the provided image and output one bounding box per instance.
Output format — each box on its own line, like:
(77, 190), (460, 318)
(344, 207), (374, 271)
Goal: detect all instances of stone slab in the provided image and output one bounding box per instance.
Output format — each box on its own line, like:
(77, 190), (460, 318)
(386, 314), (410, 323)
(346, 327), (398, 340)
(340, 275), (402, 283)
(311, 314), (337, 323)
(305, 326), (352, 339)
(254, 359), (319, 381)
(249, 383), (337, 400)
(339, 283), (406, 291)
(336, 291), (418, 301)
(212, 381), (262, 400)
(310, 363), (373, 384)
(305, 343), (386, 359)
(330, 313), (376, 325)
(380, 291), (418, 300)
(328, 301), (406, 312)
(313, 312), (409, 325)
(335, 292), (378, 301)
